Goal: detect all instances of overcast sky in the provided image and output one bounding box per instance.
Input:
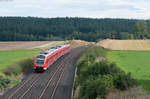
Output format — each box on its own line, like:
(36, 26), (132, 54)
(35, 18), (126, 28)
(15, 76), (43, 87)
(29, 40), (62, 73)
(0, 0), (150, 19)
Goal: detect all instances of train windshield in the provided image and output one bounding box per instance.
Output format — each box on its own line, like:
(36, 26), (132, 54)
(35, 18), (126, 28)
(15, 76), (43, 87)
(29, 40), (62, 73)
(36, 55), (45, 65)
(37, 55), (45, 59)
(36, 59), (45, 65)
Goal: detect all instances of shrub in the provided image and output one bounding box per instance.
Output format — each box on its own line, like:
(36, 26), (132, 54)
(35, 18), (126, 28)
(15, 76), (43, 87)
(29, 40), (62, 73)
(76, 45), (138, 99)
(21, 58), (34, 72)
(79, 76), (108, 99)
(0, 76), (11, 90)
(79, 62), (122, 84)
(113, 73), (138, 90)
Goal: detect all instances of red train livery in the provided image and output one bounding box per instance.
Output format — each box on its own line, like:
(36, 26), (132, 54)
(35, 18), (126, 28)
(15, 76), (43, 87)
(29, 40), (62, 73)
(33, 44), (70, 71)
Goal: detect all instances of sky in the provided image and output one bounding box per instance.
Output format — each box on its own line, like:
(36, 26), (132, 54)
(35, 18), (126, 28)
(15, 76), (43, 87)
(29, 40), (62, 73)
(0, 0), (150, 19)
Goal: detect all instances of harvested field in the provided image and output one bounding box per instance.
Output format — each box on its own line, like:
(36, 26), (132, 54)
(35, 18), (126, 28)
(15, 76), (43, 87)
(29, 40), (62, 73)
(0, 40), (89, 51)
(0, 41), (51, 50)
(68, 40), (93, 48)
(98, 39), (150, 51)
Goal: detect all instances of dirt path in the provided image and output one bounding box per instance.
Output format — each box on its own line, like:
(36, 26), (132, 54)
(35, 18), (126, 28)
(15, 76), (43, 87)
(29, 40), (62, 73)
(0, 46), (85, 99)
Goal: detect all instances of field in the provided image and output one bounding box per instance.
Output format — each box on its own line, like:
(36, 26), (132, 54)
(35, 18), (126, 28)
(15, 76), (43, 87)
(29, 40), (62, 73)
(98, 39), (150, 50)
(107, 50), (150, 91)
(0, 49), (40, 71)
(0, 41), (51, 50)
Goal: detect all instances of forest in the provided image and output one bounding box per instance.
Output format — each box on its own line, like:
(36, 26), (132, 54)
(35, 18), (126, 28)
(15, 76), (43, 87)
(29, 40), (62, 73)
(0, 17), (149, 41)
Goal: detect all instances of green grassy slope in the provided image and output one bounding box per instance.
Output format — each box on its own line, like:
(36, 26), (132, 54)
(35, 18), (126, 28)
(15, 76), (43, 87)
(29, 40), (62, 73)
(0, 49), (40, 71)
(107, 51), (150, 91)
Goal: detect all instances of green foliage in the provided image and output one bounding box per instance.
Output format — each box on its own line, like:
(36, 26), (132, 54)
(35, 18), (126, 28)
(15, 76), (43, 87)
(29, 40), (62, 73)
(4, 58), (34, 76)
(0, 17), (138, 41)
(147, 20), (150, 34)
(78, 61), (137, 99)
(134, 20), (148, 39)
(77, 46), (137, 99)
(78, 62), (121, 84)
(79, 76), (108, 99)
(107, 50), (150, 91)
(113, 73), (137, 90)
(0, 76), (11, 90)
(77, 45), (106, 76)
(120, 32), (130, 39)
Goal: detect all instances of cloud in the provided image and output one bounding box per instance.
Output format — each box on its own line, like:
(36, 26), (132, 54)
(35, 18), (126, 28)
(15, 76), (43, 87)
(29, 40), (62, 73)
(0, 0), (150, 19)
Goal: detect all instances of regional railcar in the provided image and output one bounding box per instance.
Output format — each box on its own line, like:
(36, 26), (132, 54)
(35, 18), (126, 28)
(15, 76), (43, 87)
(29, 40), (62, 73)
(33, 44), (70, 71)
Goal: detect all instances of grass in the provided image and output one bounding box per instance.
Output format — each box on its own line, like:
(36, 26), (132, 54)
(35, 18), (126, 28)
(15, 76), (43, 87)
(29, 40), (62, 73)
(0, 49), (40, 90)
(0, 49), (40, 72)
(107, 50), (150, 91)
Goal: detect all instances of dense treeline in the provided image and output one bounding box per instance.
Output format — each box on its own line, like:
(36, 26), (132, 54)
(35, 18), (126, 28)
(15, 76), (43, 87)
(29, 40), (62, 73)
(0, 17), (139, 41)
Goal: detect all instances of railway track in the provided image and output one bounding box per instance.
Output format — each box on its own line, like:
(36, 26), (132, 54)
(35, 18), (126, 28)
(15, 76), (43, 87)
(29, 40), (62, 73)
(1, 46), (85, 99)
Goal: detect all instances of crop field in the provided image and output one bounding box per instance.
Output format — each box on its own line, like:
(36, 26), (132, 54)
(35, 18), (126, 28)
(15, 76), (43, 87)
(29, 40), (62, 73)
(0, 49), (40, 71)
(107, 50), (150, 91)
(0, 41), (52, 50)
(98, 39), (150, 51)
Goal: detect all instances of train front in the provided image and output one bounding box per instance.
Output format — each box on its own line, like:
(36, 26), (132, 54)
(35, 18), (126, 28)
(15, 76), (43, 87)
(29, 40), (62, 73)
(33, 54), (46, 71)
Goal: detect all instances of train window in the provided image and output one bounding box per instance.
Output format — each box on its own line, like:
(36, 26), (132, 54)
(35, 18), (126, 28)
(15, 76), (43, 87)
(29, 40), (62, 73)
(51, 47), (55, 49)
(37, 55), (45, 59)
(36, 59), (45, 65)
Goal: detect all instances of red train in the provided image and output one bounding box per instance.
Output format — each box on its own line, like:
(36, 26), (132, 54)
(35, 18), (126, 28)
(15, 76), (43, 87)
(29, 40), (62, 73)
(33, 44), (70, 71)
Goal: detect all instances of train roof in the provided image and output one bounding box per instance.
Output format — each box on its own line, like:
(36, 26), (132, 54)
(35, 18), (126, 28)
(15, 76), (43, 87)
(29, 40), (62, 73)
(37, 44), (69, 57)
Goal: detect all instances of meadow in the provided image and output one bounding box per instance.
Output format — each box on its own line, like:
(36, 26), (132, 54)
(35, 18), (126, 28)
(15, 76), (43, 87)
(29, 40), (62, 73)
(0, 49), (40, 72)
(107, 50), (150, 91)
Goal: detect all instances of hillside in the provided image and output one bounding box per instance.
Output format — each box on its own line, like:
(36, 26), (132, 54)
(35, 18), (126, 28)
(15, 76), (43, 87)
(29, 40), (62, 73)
(98, 39), (150, 50)
(0, 17), (137, 41)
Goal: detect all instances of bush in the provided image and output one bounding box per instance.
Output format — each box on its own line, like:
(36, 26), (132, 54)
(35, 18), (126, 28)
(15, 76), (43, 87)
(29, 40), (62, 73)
(0, 76), (11, 90)
(79, 62), (122, 84)
(113, 73), (138, 90)
(76, 45), (138, 99)
(79, 76), (108, 99)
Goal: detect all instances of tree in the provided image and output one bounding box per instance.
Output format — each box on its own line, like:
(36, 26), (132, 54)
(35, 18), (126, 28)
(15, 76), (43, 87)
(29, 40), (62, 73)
(120, 32), (129, 39)
(0, 17), (137, 41)
(134, 20), (147, 39)
(147, 20), (150, 34)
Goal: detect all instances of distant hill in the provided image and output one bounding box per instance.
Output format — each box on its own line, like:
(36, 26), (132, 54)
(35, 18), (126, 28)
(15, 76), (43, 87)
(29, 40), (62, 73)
(0, 17), (138, 41)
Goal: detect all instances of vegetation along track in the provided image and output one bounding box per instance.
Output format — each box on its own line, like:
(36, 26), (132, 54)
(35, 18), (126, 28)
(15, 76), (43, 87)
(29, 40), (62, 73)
(1, 46), (85, 99)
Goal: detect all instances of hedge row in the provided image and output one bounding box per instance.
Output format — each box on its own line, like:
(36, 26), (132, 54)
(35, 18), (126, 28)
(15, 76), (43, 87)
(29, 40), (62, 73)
(76, 45), (138, 99)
